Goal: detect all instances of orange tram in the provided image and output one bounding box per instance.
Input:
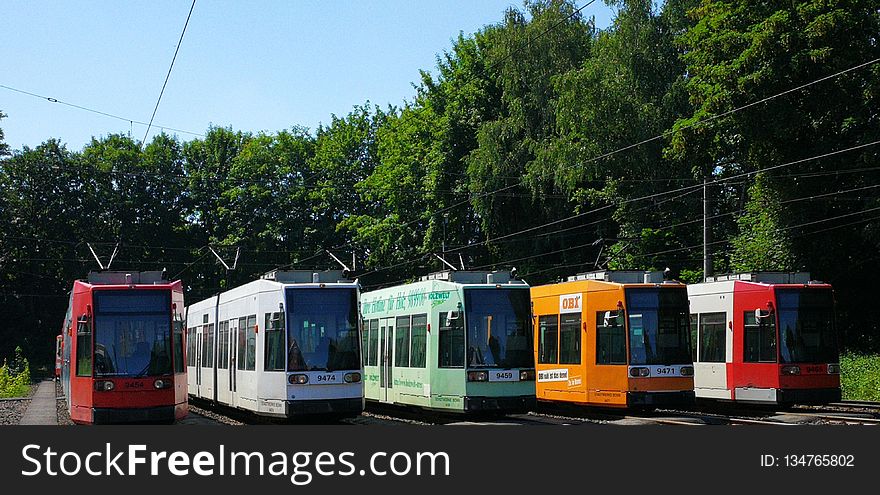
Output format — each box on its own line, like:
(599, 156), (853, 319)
(58, 271), (187, 424)
(531, 270), (695, 408)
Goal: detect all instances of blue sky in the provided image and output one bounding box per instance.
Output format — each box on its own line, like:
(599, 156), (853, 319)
(1, 1), (615, 152)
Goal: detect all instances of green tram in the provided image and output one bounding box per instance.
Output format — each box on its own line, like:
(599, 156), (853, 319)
(360, 270), (536, 413)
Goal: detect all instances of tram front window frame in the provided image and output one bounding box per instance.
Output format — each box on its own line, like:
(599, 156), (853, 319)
(285, 288), (361, 372)
(625, 288), (692, 366)
(92, 289), (173, 378)
(776, 288), (838, 364)
(463, 288), (533, 370)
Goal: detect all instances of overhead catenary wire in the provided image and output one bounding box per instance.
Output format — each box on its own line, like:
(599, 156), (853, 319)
(0, 84), (204, 138)
(142, 0), (197, 147)
(358, 139), (880, 279)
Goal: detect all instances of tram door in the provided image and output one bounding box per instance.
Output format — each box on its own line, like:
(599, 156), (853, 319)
(379, 317), (394, 402)
(229, 320), (238, 394)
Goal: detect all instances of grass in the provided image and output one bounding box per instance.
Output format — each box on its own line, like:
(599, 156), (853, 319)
(840, 353), (880, 402)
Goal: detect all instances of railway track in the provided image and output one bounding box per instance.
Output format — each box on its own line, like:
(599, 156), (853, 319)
(180, 397), (880, 426)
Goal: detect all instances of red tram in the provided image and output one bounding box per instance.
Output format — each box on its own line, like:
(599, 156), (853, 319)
(58, 271), (187, 424)
(687, 272), (841, 405)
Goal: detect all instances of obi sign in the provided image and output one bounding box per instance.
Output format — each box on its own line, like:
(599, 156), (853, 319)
(559, 293), (581, 314)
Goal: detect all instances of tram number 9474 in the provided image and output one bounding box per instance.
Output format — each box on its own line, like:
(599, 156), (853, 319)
(316, 374), (338, 383)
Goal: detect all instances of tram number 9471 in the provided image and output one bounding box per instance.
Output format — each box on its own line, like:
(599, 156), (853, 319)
(653, 367), (676, 376)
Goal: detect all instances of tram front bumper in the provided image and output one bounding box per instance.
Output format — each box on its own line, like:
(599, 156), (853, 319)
(777, 387), (841, 405)
(626, 390), (696, 407)
(464, 395), (536, 413)
(286, 397), (365, 417)
(92, 405), (176, 424)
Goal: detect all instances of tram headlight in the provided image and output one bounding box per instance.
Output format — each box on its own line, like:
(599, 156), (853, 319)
(94, 381), (115, 392)
(153, 379), (172, 389)
(827, 364), (841, 374)
(781, 365), (801, 375)
(629, 367), (650, 378)
(519, 370), (536, 381)
(680, 366), (694, 376)
(344, 372), (361, 383)
(289, 374), (309, 385)
(467, 371), (489, 382)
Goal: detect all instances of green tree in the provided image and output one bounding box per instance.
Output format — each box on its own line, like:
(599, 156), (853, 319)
(0, 110), (10, 158)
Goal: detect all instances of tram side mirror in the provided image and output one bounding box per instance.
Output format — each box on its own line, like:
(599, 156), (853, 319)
(603, 310), (620, 326)
(445, 310), (461, 326)
(755, 308), (773, 319)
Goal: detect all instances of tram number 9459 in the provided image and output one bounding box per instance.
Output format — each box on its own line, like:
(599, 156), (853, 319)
(490, 371), (518, 382)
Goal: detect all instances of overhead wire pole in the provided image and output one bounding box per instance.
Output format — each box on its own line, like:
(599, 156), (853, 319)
(141, 0), (197, 148)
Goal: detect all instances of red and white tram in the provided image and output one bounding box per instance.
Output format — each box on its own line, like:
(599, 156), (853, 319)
(687, 272), (841, 405)
(58, 271), (187, 424)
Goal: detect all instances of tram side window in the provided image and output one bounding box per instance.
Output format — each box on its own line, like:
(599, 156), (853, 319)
(218, 321), (229, 369)
(410, 314), (427, 368)
(173, 318), (184, 373)
(744, 311), (776, 363)
(559, 314), (581, 364)
(699, 312), (726, 363)
(265, 312), (285, 371)
(237, 317), (247, 370)
(203, 324), (214, 368)
(245, 315), (257, 370)
(190, 327), (198, 367)
(439, 311), (465, 368)
(689, 315), (698, 362)
(368, 319), (379, 366)
(538, 315), (558, 364)
(186, 328), (194, 367)
(361, 320), (370, 368)
(76, 316), (92, 376)
(395, 316), (411, 367)
(596, 311), (626, 365)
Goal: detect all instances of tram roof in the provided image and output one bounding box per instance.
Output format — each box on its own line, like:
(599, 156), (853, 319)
(701, 272), (823, 285)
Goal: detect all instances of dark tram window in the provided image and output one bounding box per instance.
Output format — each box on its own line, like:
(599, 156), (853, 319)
(395, 316), (411, 367)
(173, 318), (184, 373)
(538, 315), (558, 364)
(218, 321), (229, 370)
(559, 314), (581, 364)
(699, 312), (726, 363)
(237, 317), (247, 370)
(439, 312), (464, 368)
(410, 314), (428, 368)
(76, 316), (92, 377)
(596, 311), (626, 365)
(245, 315), (257, 370)
(689, 314), (698, 362)
(744, 311), (776, 363)
(265, 312), (285, 371)
(368, 319), (379, 366)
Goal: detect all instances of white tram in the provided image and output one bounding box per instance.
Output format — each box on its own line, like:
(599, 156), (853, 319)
(185, 270), (364, 418)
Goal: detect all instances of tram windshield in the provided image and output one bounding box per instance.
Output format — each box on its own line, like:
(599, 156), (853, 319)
(625, 287), (691, 365)
(286, 288), (360, 371)
(93, 290), (172, 377)
(776, 288), (838, 364)
(464, 288), (533, 369)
